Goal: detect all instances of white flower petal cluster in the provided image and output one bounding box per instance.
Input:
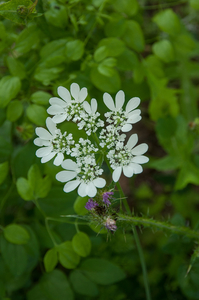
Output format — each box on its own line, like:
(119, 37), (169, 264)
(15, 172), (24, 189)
(107, 134), (149, 182)
(34, 117), (74, 166)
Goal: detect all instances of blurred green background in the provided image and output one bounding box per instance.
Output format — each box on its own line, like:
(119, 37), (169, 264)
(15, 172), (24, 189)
(1, 0), (199, 299)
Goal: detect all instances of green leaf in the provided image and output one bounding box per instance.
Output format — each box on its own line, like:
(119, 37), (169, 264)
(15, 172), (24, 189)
(44, 248), (58, 273)
(34, 66), (64, 86)
(27, 270), (74, 300)
(98, 38), (125, 57)
(0, 235), (27, 276)
(57, 241), (80, 269)
(66, 40), (84, 61)
(0, 0), (38, 25)
(112, 0), (138, 16)
(31, 91), (51, 105)
(190, 0), (199, 10)
(94, 46), (108, 62)
(16, 177), (34, 201)
(0, 76), (21, 108)
(149, 155), (181, 171)
(98, 58), (117, 77)
(152, 39), (174, 63)
(178, 262), (199, 299)
(39, 39), (67, 67)
(69, 270), (99, 297)
(73, 196), (88, 215)
(72, 232), (91, 257)
(80, 258), (126, 285)
(117, 48), (139, 71)
(175, 162), (199, 190)
(6, 100), (23, 122)
(45, 4), (68, 28)
(105, 17), (127, 38)
(122, 20), (145, 52)
(4, 224), (30, 245)
(0, 161), (9, 185)
(153, 9), (181, 36)
(90, 66), (121, 93)
(173, 34), (196, 56)
(26, 104), (48, 126)
(15, 24), (41, 54)
(6, 56), (26, 79)
(28, 165), (51, 199)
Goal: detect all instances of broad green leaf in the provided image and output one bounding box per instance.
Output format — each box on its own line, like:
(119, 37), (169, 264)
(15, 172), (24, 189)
(31, 91), (51, 105)
(27, 270), (74, 300)
(98, 38), (125, 57)
(133, 62), (145, 83)
(144, 55), (164, 78)
(90, 66), (121, 93)
(0, 76), (21, 108)
(112, 0), (138, 16)
(28, 165), (52, 199)
(15, 24), (41, 54)
(34, 66), (64, 86)
(72, 232), (91, 257)
(6, 56), (26, 79)
(152, 39), (174, 63)
(122, 20), (144, 52)
(80, 258), (126, 285)
(0, 22), (6, 40)
(4, 224), (30, 245)
(39, 39), (67, 67)
(16, 177), (34, 201)
(0, 235), (27, 276)
(69, 270), (99, 297)
(26, 104), (48, 126)
(153, 9), (181, 36)
(94, 46), (108, 62)
(175, 162), (199, 190)
(66, 40), (84, 61)
(149, 155), (181, 171)
(44, 248), (58, 273)
(0, 161), (9, 184)
(178, 262), (199, 299)
(0, 0), (38, 25)
(190, 0), (199, 10)
(6, 100), (23, 122)
(105, 18), (127, 38)
(98, 58), (117, 77)
(73, 196), (88, 215)
(57, 241), (80, 269)
(173, 34), (196, 56)
(23, 225), (40, 273)
(117, 48), (139, 71)
(45, 4), (68, 28)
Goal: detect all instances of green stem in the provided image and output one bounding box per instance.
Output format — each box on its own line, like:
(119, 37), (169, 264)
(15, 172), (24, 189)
(118, 214), (199, 239)
(132, 226), (151, 300)
(141, 0), (187, 10)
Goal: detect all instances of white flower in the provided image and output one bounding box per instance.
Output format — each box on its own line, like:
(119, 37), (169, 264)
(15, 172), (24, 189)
(56, 159), (106, 197)
(34, 117), (74, 166)
(107, 134), (149, 182)
(47, 83), (88, 124)
(103, 90), (141, 132)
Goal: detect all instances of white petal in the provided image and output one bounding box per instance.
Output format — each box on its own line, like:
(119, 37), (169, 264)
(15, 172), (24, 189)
(36, 146), (53, 157)
(126, 134), (138, 149)
(41, 152), (56, 163)
(112, 167), (122, 182)
(49, 97), (67, 107)
(47, 105), (65, 115)
(115, 90), (125, 111)
(34, 138), (45, 146)
(46, 117), (57, 135)
(130, 163), (143, 174)
(56, 170), (77, 182)
(128, 109), (141, 117)
(103, 93), (115, 111)
(79, 87), (88, 103)
(131, 143), (148, 155)
(77, 182), (87, 197)
(91, 98), (97, 113)
(121, 124), (132, 132)
(93, 177), (106, 188)
(126, 97), (140, 113)
(53, 153), (64, 166)
(71, 83), (80, 101)
(61, 159), (78, 171)
(123, 165), (134, 178)
(83, 101), (91, 114)
(36, 127), (53, 140)
(132, 155), (149, 164)
(127, 114), (142, 124)
(63, 180), (80, 193)
(58, 86), (71, 102)
(86, 182), (97, 197)
(52, 114), (66, 124)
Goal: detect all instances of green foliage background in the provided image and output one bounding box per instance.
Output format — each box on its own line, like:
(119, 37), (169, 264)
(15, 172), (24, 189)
(0, 0), (199, 299)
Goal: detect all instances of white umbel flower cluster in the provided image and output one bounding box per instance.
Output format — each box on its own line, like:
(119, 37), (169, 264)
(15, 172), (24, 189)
(34, 83), (149, 197)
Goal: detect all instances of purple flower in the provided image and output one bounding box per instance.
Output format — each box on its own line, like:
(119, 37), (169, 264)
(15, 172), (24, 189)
(105, 217), (117, 231)
(102, 191), (113, 206)
(85, 198), (98, 210)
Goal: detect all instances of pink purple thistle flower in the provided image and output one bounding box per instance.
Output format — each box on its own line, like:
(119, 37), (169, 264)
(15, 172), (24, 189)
(105, 217), (117, 231)
(85, 198), (98, 210)
(102, 191), (113, 206)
